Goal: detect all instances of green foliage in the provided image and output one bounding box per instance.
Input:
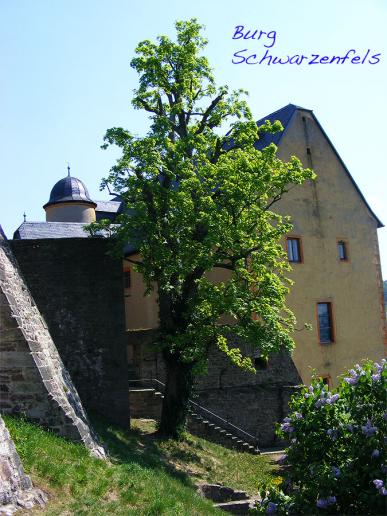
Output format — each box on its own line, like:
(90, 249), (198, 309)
(89, 18), (314, 371)
(254, 360), (387, 515)
(3, 415), (278, 514)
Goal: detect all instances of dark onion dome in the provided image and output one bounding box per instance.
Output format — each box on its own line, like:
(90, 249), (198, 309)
(43, 176), (96, 209)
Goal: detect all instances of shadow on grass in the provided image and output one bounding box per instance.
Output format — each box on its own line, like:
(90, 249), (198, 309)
(90, 413), (200, 488)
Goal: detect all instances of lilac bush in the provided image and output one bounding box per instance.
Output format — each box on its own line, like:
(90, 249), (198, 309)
(255, 360), (386, 514)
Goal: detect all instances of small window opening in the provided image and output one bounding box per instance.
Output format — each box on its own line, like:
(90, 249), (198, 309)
(337, 240), (348, 261)
(321, 376), (331, 388)
(254, 356), (268, 369)
(287, 237), (302, 263)
(317, 302), (334, 344)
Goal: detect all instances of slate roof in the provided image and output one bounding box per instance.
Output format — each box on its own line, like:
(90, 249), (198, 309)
(95, 200), (123, 214)
(254, 103), (301, 151)
(13, 222), (106, 239)
(44, 176), (96, 208)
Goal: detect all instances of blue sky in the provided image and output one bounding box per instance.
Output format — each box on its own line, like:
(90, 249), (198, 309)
(1, 0), (386, 275)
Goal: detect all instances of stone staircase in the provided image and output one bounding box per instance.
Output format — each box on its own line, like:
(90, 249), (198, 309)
(129, 381), (260, 454)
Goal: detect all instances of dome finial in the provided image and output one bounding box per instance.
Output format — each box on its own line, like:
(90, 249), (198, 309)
(23, 211), (26, 222)
(67, 162), (71, 177)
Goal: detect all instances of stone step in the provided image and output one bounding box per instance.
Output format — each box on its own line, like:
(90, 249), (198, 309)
(214, 499), (254, 514)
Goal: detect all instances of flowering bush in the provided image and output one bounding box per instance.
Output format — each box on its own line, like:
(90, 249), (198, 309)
(255, 360), (386, 514)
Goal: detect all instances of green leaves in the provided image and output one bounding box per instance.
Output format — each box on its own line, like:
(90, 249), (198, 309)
(90, 18), (315, 369)
(266, 360), (387, 515)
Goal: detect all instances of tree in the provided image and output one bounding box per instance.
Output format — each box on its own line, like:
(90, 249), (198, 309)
(91, 19), (314, 438)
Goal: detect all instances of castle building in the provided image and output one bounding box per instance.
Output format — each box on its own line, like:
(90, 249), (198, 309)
(8, 104), (386, 446)
(122, 104), (386, 388)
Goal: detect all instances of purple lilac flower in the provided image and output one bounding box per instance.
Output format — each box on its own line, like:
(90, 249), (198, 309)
(327, 429), (338, 440)
(316, 496), (336, 508)
(380, 487), (387, 496)
(344, 376), (358, 385)
(372, 449), (380, 459)
(283, 417), (292, 423)
(280, 422), (294, 433)
(381, 464), (387, 474)
(383, 413), (387, 421)
(266, 502), (278, 514)
(373, 479), (384, 490)
(309, 385), (314, 393)
(328, 394), (339, 404)
(332, 466), (341, 478)
(344, 367), (361, 385)
(372, 373), (381, 382)
(295, 412), (303, 419)
(347, 424), (354, 432)
(362, 420), (377, 437)
(304, 393), (310, 398)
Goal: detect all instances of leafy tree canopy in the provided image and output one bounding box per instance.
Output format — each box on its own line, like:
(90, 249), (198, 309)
(90, 19), (314, 436)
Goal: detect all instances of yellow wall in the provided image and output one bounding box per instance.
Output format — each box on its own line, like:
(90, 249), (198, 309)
(274, 109), (385, 386)
(45, 202), (96, 223)
(123, 108), (386, 386)
(123, 257), (159, 330)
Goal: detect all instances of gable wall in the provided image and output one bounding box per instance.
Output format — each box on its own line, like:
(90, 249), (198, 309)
(275, 109), (385, 385)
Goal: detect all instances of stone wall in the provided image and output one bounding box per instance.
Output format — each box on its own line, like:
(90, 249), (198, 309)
(0, 415), (47, 513)
(0, 237), (105, 457)
(10, 238), (129, 428)
(127, 330), (301, 447)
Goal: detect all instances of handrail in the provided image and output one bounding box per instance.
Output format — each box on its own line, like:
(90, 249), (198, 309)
(129, 377), (259, 448)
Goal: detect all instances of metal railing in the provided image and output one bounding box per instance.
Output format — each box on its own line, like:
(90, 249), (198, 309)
(129, 377), (259, 450)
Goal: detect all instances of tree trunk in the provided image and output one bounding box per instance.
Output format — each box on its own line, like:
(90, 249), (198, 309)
(158, 355), (194, 438)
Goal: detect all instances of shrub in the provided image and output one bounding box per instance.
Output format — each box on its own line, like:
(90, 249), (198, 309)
(255, 359), (386, 514)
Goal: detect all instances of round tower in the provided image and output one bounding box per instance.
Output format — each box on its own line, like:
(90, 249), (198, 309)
(43, 169), (96, 223)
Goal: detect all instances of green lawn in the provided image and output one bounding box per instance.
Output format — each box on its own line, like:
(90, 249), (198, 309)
(4, 415), (279, 515)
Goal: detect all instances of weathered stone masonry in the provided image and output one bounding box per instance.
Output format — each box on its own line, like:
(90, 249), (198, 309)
(128, 330), (302, 447)
(0, 236), (104, 457)
(10, 238), (129, 428)
(0, 414), (47, 513)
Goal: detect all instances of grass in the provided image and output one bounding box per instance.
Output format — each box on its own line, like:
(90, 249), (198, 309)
(4, 415), (280, 515)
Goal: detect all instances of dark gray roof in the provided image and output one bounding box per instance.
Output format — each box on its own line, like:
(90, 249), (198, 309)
(95, 200), (123, 213)
(254, 103), (301, 151)
(12, 222), (116, 240)
(44, 176), (96, 208)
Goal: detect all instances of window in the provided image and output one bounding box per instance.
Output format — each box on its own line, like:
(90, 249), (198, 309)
(287, 237), (302, 263)
(337, 240), (348, 261)
(320, 375), (331, 388)
(123, 268), (131, 289)
(254, 355), (268, 370)
(317, 302), (334, 343)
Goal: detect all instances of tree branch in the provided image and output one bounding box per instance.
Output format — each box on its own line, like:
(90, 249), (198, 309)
(195, 93), (225, 135)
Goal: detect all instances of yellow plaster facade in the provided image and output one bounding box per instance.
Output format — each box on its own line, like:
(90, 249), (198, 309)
(45, 202), (96, 223)
(123, 106), (386, 387)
